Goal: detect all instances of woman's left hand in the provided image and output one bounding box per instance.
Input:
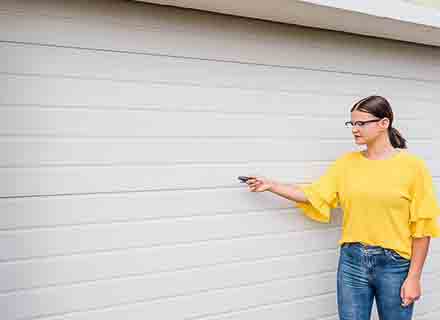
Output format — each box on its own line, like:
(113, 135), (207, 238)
(401, 276), (421, 307)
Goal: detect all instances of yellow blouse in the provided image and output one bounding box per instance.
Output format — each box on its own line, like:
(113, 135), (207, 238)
(294, 149), (440, 260)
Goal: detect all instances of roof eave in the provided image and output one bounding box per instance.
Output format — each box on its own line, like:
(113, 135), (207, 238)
(136, 0), (440, 47)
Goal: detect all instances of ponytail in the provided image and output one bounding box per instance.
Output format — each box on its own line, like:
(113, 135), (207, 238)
(388, 127), (407, 149)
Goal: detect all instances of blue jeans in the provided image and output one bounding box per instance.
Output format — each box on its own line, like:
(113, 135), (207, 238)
(337, 242), (415, 320)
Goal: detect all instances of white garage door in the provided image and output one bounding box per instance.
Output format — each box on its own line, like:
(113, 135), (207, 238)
(1, 0), (440, 319)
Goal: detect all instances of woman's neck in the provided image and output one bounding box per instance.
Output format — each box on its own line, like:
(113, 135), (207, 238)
(364, 136), (397, 160)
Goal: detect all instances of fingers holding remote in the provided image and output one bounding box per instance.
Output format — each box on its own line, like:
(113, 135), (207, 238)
(244, 176), (272, 192)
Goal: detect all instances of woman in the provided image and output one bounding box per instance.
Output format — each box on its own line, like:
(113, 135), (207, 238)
(244, 95), (440, 320)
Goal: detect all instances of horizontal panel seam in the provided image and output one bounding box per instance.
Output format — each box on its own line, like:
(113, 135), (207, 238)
(0, 227), (342, 263)
(0, 104), (426, 121)
(1, 158), (439, 168)
(2, 254), (440, 297)
(0, 72), (439, 106)
(416, 304), (440, 319)
(0, 207), (331, 232)
(14, 286), (338, 320)
(0, 135), (433, 141)
(186, 287), (439, 320)
(0, 229), (438, 264)
(2, 180), (440, 199)
(0, 265), (338, 297)
(0, 40), (439, 84)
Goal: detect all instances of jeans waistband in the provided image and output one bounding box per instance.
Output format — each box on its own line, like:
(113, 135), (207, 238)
(343, 242), (387, 253)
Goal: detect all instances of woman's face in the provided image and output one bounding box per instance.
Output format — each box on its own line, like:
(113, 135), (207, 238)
(349, 110), (388, 145)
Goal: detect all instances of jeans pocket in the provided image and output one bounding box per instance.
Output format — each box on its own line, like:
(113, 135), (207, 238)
(341, 242), (353, 249)
(341, 243), (355, 258)
(385, 249), (408, 262)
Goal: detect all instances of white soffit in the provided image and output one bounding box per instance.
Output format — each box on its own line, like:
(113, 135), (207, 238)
(136, 0), (440, 47)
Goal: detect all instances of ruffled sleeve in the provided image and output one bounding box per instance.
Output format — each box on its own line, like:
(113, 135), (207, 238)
(294, 155), (343, 223)
(409, 159), (440, 238)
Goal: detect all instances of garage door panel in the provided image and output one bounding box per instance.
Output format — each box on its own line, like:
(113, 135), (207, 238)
(1, 137), (438, 169)
(1, 73), (437, 122)
(0, 188), (296, 230)
(0, 184), (438, 251)
(2, 0), (440, 319)
(422, 265), (440, 285)
(0, 268), (336, 316)
(0, 106), (352, 138)
(0, 208), (340, 261)
(0, 107), (434, 144)
(176, 289), (437, 320)
(1, 216), (439, 264)
(0, 138), (352, 167)
(412, 290), (440, 318)
(3, 160), (440, 197)
(416, 311), (440, 320)
(1, 292), (336, 320)
(1, 270), (336, 320)
(1, 241), (438, 295)
(1, 1), (439, 82)
(1, 106), (434, 140)
(0, 229), (341, 292)
(1, 258), (337, 319)
(0, 75), (357, 116)
(0, 163), (334, 197)
(2, 43), (440, 105)
(0, 190), (288, 230)
(423, 251), (440, 272)
(1, 206), (439, 264)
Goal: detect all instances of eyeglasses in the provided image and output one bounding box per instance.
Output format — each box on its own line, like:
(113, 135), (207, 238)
(345, 119), (382, 128)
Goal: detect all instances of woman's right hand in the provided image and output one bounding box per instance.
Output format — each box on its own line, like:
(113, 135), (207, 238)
(245, 176), (275, 192)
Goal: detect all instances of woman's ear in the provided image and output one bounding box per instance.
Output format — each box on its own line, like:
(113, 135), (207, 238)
(381, 117), (391, 131)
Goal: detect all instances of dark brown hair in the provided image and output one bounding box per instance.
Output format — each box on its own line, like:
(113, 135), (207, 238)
(350, 95), (407, 149)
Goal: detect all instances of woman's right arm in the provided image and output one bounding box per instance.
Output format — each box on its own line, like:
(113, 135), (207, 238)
(269, 181), (309, 203)
(245, 177), (309, 203)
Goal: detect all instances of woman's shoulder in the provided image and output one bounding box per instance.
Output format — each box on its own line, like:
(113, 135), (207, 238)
(336, 148), (421, 164)
(392, 149), (432, 174)
(397, 149), (425, 165)
(337, 150), (361, 161)
(329, 151), (359, 167)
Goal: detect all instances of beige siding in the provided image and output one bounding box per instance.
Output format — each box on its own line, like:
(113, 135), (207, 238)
(403, 0), (440, 10)
(1, 0), (439, 319)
